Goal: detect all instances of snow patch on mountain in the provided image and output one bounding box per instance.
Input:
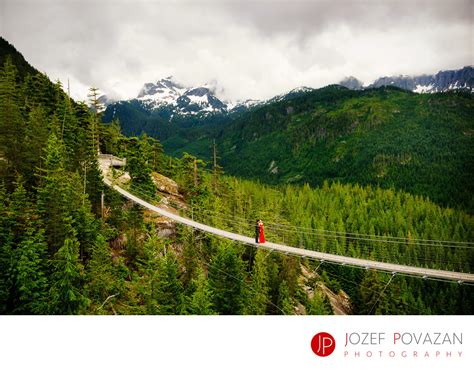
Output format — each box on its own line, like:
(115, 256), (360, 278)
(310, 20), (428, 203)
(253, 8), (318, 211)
(227, 98), (262, 111)
(414, 84), (435, 93)
(268, 86), (315, 104)
(133, 77), (229, 115)
(341, 66), (474, 94)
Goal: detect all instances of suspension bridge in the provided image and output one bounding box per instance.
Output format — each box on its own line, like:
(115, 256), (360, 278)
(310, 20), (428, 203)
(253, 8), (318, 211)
(99, 155), (474, 284)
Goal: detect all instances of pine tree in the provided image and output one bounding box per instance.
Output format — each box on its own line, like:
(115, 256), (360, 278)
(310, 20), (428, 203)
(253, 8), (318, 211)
(125, 137), (155, 196)
(36, 133), (95, 255)
(0, 180), (38, 313)
(208, 245), (246, 314)
(306, 290), (332, 315)
(0, 57), (25, 181)
(23, 72), (60, 115)
(152, 251), (184, 315)
(23, 106), (49, 186)
(9, 180), (33, 245)
(81, 159), (104, 217)
(149, 136), (165, 172)
(266, 254), (283, 314)
(181, 229), (200, 286)
(14, 228), (49, 314)
(189, 268), (215, 315)
(211, 139), (224, 192)
(359, 270), (390, 315)
(87, 87), (104, 153)
(277, 280), (294, 315)
(85, 234), (123, 313)
(36, 132), (70, 252)
(245, 249), (269, 314)
(49, 234), (88, 315)
(0, 183), (12, 313)
(100, 118), (123, 155)
(125, 204), (145, 265)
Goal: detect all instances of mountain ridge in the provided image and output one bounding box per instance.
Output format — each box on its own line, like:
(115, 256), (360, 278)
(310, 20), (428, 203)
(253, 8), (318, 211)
(340, 66), (474, 93)
(103, 66), (474, 128)
(159, 85), (474, 212)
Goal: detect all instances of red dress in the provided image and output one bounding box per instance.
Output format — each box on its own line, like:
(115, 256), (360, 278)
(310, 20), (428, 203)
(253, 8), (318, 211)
(259, 223), (265, 243)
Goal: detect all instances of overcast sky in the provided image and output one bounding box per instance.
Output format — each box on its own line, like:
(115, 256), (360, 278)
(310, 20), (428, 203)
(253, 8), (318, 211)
(1, 0), (473, 101)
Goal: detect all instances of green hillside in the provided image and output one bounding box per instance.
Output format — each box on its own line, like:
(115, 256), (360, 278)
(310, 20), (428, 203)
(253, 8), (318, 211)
(102, 99), (230, 140)
(160, 86), (474, 212)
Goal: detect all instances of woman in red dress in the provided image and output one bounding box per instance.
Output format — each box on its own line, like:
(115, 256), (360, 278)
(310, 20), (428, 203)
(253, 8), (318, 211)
(258, 220), (265, 244)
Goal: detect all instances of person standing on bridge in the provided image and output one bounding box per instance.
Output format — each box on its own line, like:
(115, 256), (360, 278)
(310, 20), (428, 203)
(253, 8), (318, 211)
(255, 219), (260, 243)
(259, 219), (265, 244)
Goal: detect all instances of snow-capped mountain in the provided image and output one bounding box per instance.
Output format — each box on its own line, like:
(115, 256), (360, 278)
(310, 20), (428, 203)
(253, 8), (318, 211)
(135, 77), (227, 115)
(340, 66), (474, 93)
(226, 99), (261, 112)
(104, 66), (473, 126)
(267, 86), (315, 103)
(107, 78), (318, 119)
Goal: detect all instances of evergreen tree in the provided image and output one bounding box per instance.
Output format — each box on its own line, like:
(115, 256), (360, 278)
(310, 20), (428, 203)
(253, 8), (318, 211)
(188, 268), (215, 315)
(9, 180), (33, 245)
(14, 228), (49, 314)
(306, 290), (332, 315)
(23, 106), (49, 187)
(277, 280), (294, 315)
(152, 251), (184, 315)
(245, 249), (269, 314)
(49, 234), (88, 315)
(125, 204), (145, 265)
(1, 180), (36, 313)
(359, 270), (390, 315)
(208, 245), (246, 314)
(0, 57), (25, 181)
(84, 154), (104, 216)
(36, 133), (96, 255)
(36, 132), (70, 252)
(149, 136), (165, 172)
(85, 234), (124, 313)
(22, 72), (60, 115)
(181, 229), (200, 286)
(87, 87), (104, 153)
(0, 183), (12, 313)
(100, 118), (123, 155)
(125, 137), (155, 195)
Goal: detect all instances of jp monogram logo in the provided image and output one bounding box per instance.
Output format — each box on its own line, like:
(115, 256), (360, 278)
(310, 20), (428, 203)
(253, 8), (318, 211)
(311, 332), (336, 357)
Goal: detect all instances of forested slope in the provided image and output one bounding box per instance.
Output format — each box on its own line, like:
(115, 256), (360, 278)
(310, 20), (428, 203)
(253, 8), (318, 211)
(156, 86), (474, 212)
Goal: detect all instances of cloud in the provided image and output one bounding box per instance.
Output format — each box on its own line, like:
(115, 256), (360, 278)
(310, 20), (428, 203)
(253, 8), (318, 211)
(1, 0), (472, 101)
(220, 0), (472, 36)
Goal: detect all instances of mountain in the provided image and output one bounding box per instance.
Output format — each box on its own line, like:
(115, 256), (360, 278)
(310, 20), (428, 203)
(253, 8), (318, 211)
(340, 66), (474, 93)
(339, 76), (364, 90)
(103, 68), (474, 211)
(102, 77), (237, 138)
(107, 67), (473, 137)
(103, 80), (325, 139)
(371, 66), (474, 92)
(159, 85), (474, 212)
(133, 77), (228, 115)
(103, 79), (320, 128)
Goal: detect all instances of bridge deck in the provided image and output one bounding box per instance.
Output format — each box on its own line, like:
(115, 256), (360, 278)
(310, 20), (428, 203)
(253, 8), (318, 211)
(103, 178), (474, 283)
